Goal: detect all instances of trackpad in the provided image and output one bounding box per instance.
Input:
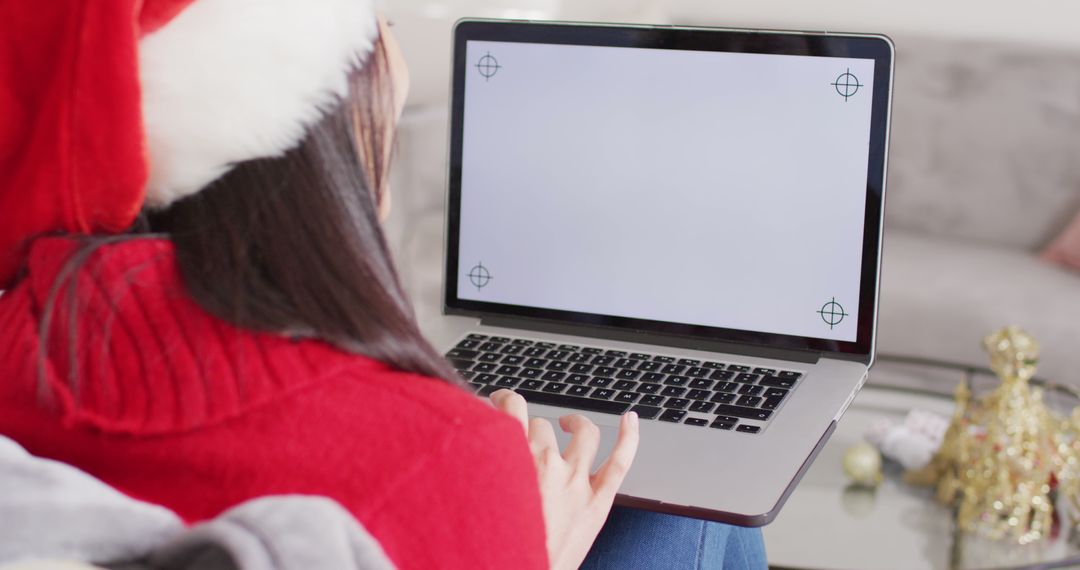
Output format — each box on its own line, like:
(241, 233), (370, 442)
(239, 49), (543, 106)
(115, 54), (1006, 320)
(538, 414), (621, 472)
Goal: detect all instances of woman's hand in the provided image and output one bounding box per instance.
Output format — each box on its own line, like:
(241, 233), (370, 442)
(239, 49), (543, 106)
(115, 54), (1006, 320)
(490, 389), (640, 570)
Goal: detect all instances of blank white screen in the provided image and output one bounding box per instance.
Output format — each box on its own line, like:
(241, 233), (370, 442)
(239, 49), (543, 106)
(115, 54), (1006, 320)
(457, 40), (875, 342)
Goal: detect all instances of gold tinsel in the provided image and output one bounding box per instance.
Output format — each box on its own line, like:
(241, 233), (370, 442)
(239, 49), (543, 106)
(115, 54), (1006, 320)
(906, 326), (1080, 543)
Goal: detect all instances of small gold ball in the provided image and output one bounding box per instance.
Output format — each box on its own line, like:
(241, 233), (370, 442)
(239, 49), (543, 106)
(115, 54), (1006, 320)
(843, 443), (884, 487)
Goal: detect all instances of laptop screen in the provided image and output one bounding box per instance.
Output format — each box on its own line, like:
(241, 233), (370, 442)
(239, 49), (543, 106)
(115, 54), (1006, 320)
(446, 22), (893, 356)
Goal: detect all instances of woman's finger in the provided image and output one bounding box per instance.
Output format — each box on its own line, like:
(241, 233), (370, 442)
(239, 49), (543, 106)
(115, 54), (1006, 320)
(591, 411), (640, 500)
(490, 389), (529, 434)
(528, 416), (559, 454)
(558, 414), (601, 473)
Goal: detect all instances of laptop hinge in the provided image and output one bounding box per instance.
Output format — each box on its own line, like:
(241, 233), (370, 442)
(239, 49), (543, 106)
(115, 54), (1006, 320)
(480, 315), (821, 364)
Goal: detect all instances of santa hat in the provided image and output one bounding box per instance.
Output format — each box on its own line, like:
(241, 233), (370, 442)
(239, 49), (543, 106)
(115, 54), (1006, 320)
(0, 0), (379, 287)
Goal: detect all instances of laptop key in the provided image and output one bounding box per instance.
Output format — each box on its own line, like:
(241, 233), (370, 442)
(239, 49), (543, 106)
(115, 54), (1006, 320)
(630, 405), (662, 420)
(446, 349), (479, 359)
(689, 401), (715, 413)
(478, 352), (501, 363)
(567, 352), (591, 363)
(455, 339), (480, 349)
(630, 353), (651, 360)
(702, 361), (727, 369)
(593, 366), (617, 377)
(736, 425), (761, 434)
(605, 350), (628, 357)
(635, 383), (661, 394)
(653, 356), (675, 363)
(496, 376), (520, 387)
(637, 361), (662, 372)
(762, 396), (784, 410)
(500, 344), (524, 355)
(496, 365), (521, 375)
(565, 373), (589, 384)
(615, 391), (640, 403)
(661, 386), (686, 397)
(684, 418), (709, 427)
(502, 355), (525, 366)
(558, 344), (581, 351)
(709, 370), (734, 381)
(543, 382), (569, 393)
(678, 358), (701, 366)
(591, 355), (616, 366)
(473, 362), (498, 373)
(567, 385), (591, 397)
(511, 338), (534, 345)
(613, 358), (638, 369)
(659, 409), (687, 423)
(616, 369), (642, 380)
(535, 342), (556, 348)
(546, 361), (570, 371)
(519, 368), (543, 379)
(640, 395), (665, 406)
(547, 350), (571, 360)
(515, 389), (630, 415)
(448, 358), (474, 370)
(591, 388), (616, 400)
(689, 378), (714, 390)
(520, 379), (545, 391)
(570, 363), (594, 374)
(778, 371), (803, 380)
(710, 392), (736, 404)
(710, 418), (736, 430)
(612, 380), (637, 391)
(581, 347), (603, 354)
(490, 336), (511, 343)
(466, 333), (488, 340)
(765, 387), (790, 398)
(760, 376), (796, 388)
(664, 375), (689, 387)
(479, 342), (501, 352)
(734, 373), (760, 384)
(727, 365), (750, 372)
(523, 347), (548, 357)
(738, 384), (764, 396)
(641, 372), (665, 383)
(542, 371), (567, 381)
(686, 389), (711, 401)
(753, 367), (777, 375)
(524, 358), (547, 368)
(736, 395), (762, 407)
(663, 398), (691, 410)
(686, 366), (710, 378)
(714, 382), (738, 393)
(589, 377), (613, 388)
(661, 364), (686, 375)
(459, 370), (476, 380)
(713, 404), (772, 422)
(474, 373), (498, 384)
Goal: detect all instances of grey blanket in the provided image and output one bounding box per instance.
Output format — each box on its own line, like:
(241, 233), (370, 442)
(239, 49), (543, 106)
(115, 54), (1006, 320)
(0, 436), (394, 570)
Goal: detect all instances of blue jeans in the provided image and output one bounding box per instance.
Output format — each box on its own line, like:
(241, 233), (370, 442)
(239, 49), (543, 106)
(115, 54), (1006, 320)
(582, 506), (768, 569)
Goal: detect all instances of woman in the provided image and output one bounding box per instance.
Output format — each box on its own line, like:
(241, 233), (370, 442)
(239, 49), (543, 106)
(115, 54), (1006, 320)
(0, 1), (765, 568)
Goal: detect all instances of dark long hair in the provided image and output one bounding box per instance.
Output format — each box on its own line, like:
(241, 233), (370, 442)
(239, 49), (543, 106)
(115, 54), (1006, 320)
(41, 32), (461, 391)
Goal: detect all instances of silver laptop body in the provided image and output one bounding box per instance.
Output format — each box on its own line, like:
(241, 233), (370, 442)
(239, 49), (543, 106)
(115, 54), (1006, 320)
(430, 19), (894, 526)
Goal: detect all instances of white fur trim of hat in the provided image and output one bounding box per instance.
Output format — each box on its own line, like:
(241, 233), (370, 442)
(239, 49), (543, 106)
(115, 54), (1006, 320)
(138, 0), (378, 209)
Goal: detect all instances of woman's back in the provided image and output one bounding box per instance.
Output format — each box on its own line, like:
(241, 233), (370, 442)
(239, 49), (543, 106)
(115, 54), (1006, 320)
(0, 237), (547, 569)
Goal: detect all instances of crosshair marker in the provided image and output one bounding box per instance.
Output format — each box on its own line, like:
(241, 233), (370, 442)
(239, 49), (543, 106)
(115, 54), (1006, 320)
(831, 69), (863, 101)
(817, 297), (848, 329)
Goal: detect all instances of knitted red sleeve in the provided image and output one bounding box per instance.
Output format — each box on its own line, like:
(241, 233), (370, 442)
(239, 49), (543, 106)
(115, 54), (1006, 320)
(363, 416), (549, 570)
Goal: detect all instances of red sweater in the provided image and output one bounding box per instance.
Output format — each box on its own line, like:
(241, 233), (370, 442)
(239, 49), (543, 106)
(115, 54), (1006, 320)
(0, 237), (548, 569)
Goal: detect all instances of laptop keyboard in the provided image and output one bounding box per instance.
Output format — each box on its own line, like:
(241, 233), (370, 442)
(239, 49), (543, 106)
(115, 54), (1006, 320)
(445, 333), (803, 434)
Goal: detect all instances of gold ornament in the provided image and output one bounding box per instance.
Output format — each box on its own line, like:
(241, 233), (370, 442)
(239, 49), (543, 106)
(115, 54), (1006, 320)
(906, 326), (1080, 543)
(843, 442), (884, 487)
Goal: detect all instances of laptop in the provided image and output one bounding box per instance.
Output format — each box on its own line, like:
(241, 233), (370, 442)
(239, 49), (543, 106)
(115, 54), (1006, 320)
(431, 19), (894, 526)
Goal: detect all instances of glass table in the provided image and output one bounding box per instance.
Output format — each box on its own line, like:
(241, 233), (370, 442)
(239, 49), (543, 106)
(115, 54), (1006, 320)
(762, 356), (1080, 570)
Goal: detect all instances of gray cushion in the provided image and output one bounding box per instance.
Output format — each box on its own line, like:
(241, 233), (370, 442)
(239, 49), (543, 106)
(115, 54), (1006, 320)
(886, 36), (1080, 250)
(878, 229), (1080, 385)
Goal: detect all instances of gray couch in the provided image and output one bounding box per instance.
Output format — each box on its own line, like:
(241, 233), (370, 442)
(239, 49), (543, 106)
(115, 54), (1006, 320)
(386, 35), (1080, 388)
